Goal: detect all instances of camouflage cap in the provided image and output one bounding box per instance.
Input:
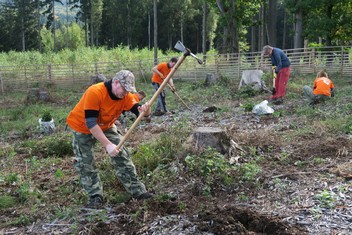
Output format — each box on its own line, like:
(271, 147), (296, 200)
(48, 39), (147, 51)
(113, 70), (137, 93)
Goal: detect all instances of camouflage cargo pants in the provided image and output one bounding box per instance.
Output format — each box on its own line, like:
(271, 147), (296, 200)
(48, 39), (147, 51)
(71, 125), (147, 198)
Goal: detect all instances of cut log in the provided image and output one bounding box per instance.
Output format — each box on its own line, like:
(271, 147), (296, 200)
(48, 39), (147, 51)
(193, 127), (230, 154)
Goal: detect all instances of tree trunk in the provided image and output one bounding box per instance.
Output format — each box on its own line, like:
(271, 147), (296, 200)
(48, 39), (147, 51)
(21, 17), (25, 51)
(259, 4), (265, 49)
(180, 12), (184, 43)
(153, 0), (158, 65)
(148, 0), (151, 49)
(293, 9), (303, 49)
(267, 0), (277, 45)
(53, 0), (56, 51)
(282, 10), (286, 49)
(202, 2), (207, 62)
(90, 0), (94, 46)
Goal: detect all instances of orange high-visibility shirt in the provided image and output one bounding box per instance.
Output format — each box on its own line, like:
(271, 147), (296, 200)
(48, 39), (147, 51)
(313, 77), (334, 97)
(131, 93), (140, 103)
(66, 82), (137, 134)
(151, 62), (171, 84)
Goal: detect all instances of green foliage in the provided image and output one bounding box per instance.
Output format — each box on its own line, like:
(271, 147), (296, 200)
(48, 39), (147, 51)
(54, 169), (64, 179)
(184, 148), (236, 185)
(242, 102), (254, 112)
(315, 190), (335, 208)
(41, 109), (53, 122)
(16, 183), (34, 203)
(0, 195), (17, 209)
(38, 135), (73, 157)
(4, 173), (20, 185)
(239, 162), (261, 182)
(0, 145), (16, 158)
(9, 214), (33, 226)
(132, 120), (192, 176)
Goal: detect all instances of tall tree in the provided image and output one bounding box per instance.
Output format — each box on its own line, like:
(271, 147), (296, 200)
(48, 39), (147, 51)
(42, 0), (64, 51)
(267, 0), (278, 46)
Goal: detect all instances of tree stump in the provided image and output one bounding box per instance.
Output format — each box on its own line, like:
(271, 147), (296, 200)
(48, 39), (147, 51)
(193, 127), (230, 154)
(26, 88), (51, 103)
(205, 73), (216, 87)
(91, 73), (107, 85)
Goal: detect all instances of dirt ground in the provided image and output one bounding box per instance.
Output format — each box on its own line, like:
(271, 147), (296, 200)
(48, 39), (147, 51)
(1, 93), (352, 235)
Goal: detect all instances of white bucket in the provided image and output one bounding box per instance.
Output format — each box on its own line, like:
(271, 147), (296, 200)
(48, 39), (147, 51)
(39, 118), (56, 134)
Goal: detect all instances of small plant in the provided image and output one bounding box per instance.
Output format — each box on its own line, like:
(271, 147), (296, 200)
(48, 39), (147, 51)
(315, 190), (335, 208)
(0, 195), (17, 209)
(41, 109), (52, 122)
(240, 162), (261, 182)
(242, 102), (254, 112)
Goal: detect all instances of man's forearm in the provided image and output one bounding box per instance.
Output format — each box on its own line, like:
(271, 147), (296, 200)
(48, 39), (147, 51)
(89, 125), (111, 148)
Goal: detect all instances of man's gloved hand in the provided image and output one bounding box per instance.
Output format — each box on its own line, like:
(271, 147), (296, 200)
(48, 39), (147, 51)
(171, 86), (176, 93)
(106, 143), (119, 157)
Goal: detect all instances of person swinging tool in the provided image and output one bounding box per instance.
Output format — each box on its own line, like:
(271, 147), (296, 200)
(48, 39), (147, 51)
(151, 57), (178, 116)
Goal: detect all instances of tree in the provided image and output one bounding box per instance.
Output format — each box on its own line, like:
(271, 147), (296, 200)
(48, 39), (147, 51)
(214, 0), (261, 53)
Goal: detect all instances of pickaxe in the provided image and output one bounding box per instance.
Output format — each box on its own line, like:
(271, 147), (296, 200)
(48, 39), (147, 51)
(115, 41), (203, 150)
(167, 83), (191, 110)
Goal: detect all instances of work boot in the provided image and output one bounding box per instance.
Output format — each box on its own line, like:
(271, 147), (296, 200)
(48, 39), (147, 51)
(133, 192), (153, 200)
(273, 98), (283, 105)
(86, 195), (104, 209)
(153, 110), (165, 116)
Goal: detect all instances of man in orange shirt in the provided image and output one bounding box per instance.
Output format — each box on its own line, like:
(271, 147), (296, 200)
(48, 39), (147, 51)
(151, 57), (178, 116)
(303, 71), (335, 107)
(66, 70), (152, 208)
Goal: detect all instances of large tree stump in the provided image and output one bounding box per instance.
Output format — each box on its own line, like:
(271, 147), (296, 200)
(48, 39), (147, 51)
(193, 127), (230, 154)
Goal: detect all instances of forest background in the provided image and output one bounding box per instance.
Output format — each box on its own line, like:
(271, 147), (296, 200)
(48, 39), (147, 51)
(0, 0), (351, 66)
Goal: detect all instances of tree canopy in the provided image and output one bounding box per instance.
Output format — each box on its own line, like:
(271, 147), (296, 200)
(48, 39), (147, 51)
(0, 0), (351, 53)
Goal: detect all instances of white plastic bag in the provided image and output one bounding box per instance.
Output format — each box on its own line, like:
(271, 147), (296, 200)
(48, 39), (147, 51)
(252, 100), (274, 115)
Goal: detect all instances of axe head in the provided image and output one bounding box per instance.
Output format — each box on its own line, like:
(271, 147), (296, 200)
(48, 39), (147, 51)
(174, 41), (186, 52)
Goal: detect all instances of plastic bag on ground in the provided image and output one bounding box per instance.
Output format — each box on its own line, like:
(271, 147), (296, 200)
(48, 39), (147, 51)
(252, 100), (274, 115)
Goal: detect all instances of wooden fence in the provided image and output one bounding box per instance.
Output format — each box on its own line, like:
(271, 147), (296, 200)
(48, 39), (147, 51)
(0, 46), (351, 94)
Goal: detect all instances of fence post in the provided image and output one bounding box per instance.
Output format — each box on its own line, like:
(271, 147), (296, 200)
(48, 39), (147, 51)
(94, 62), (98, 74)
(341, 46), (344, 75)
(138, 60), (147, 83)
(48, 64), (52, 80)
(0, 76), (3, 95)
(215, 54), (220, 79)
(237, 52), (241, 78)
(24, 65), (28, 89)
(71, 63), (75, 83)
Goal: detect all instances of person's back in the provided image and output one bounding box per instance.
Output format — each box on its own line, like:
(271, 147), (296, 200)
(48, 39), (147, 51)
(313, 72), (334, 97)
(303, 71), (335, 107)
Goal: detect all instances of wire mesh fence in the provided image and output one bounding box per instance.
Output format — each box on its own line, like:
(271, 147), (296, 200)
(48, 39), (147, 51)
(0, 46), (351, 94)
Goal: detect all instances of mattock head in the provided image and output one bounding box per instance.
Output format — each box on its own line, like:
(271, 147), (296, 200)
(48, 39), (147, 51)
(174, 40), (204, 64)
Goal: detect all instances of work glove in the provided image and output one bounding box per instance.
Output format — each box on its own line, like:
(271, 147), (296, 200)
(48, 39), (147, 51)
(171, 86), (176, 93)
(106, 143), (119, 157)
